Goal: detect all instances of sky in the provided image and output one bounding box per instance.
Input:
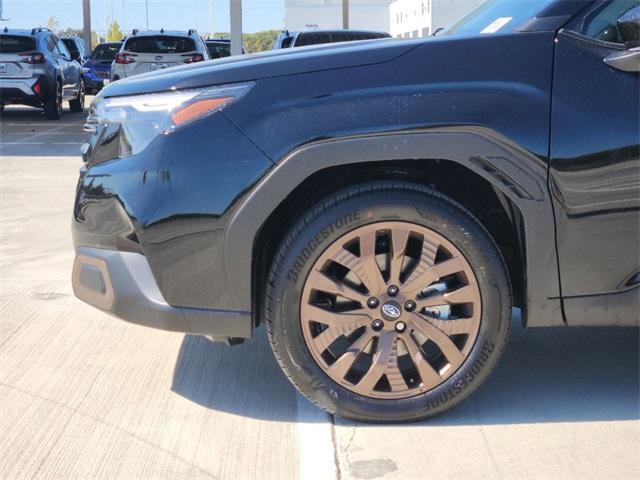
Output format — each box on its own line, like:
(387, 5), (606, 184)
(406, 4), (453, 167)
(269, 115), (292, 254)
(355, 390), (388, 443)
(1, 0), (286, 34)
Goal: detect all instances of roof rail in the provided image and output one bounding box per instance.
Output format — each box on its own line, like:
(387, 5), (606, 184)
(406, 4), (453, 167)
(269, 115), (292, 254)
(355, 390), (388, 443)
(188, 29), (196, 36)
(3, 27), (8, 34)
(160, 28), (165, 34)
(31, 27), (52, 35)
(132, 28), (138, 36)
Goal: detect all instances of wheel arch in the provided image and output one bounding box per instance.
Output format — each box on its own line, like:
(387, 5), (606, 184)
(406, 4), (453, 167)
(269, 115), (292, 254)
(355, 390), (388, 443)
(224, 127), (564, 330)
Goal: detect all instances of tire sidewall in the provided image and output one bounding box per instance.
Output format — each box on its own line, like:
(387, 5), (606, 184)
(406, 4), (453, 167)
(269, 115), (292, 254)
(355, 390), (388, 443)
(268, 184), (511, 422)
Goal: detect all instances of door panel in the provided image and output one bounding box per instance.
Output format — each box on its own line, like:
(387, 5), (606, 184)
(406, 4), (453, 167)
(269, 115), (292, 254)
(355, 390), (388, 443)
(550, 30), (639, 325)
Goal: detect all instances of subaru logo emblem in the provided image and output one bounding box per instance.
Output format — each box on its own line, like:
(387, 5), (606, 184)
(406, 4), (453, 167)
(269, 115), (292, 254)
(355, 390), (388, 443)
(155, 56), (163, 61)
(382, 303), (401, 319)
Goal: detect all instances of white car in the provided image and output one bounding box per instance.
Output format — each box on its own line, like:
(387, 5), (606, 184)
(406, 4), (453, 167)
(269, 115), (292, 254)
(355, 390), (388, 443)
(111, 29), (209, 81)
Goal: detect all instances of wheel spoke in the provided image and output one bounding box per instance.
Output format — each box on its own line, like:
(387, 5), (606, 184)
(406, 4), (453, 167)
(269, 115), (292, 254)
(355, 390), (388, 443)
(330, 246), (385, 296)
(407, 312), (465, 367)
(389, 228), (410, 284)
(416, 285), (478, 309)
(424, 315), (479, 336)
(308, 271), (368, 305)
(403, 257), (466, 298)
(357, 332), (397, 391)
(301, 304), (371, 351)
(328, 330), (376, 380)
(402, 335), (442, 388)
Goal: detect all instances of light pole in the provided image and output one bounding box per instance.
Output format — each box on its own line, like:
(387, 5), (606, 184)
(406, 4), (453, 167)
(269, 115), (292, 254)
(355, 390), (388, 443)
(1, 0), (9, 21)
(83, 0), (92, 50)
(342, 0), (349, 29)
(209, 0), (214, 37)
(230, 0), (242, 56)
(145, 0), (149, 29)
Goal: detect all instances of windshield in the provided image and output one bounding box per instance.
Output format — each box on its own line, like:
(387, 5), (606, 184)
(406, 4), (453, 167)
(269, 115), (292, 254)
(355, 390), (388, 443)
(0, 35), (36, 53)
(447, 0), (558, 36)
(206, 42), (231, 59)
(124, 36), (196, 54)
(91, 43), (121, 60)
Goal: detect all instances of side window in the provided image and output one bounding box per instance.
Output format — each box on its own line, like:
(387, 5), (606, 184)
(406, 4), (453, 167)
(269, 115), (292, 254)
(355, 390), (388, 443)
(46, 35), (57, 53)
(56, 37), (71, 58)
(580, 0), (638, 45)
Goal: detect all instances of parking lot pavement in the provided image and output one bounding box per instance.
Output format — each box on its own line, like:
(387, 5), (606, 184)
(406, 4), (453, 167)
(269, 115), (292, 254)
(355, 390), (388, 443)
(0, 103), (90, 157)
(0, 105), (638, 480)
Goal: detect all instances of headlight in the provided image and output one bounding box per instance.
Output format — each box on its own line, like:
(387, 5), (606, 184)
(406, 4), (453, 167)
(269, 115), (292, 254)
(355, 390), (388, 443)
(84, 82), (253, 157)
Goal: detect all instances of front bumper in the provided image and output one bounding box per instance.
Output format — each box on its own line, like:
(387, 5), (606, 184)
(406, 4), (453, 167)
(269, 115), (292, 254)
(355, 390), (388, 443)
(72, 111), (274, 338)
(73, 246), (252, 338)
(84, 70), (110, 90)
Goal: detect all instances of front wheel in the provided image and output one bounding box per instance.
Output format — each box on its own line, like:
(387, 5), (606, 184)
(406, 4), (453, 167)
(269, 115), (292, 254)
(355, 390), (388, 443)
(265, 182), (512, 422)
(69, 78), (85, 113)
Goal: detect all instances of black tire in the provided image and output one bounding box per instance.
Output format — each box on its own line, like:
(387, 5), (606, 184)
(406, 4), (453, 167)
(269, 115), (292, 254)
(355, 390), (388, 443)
(265, 182), (512, 422)
(44, 81), (63, 120)
(69, 78), (85, 113)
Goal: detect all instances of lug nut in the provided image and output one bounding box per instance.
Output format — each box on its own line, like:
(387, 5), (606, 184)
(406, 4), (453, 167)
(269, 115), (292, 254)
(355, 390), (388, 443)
(395, 321), (407, 333)
(387, 285), (399, 297)
(372, 319), (384, 331)
(404, 300), (416, 312)
(367, 297), (380, 309)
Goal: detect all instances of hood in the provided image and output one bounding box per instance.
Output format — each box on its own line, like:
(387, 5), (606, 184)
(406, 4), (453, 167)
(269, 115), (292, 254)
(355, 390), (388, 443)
(101, 38), (422, 98)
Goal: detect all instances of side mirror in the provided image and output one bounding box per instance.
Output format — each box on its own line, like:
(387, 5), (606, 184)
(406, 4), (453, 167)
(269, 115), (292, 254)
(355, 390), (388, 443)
(618, 5), (640, 48)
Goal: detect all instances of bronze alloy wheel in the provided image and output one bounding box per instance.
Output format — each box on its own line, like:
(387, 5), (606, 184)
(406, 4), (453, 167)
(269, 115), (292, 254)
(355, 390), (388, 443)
(300, 222), (481, 400)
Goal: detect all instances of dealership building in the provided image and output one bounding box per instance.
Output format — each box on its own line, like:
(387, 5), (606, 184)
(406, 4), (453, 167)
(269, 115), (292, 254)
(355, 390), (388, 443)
(284, 0), (392, 32)
(390, 0), (482, 38)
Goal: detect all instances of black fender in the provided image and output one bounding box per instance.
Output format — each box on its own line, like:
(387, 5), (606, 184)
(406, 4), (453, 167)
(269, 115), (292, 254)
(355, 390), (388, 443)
(225, 127), (564, 328)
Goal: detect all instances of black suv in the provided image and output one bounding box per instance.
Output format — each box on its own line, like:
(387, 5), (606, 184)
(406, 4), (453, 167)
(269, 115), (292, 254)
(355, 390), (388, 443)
(273, 29), (391, 49)
(0, 27), (85, 118)
(73, 0), (640, 423)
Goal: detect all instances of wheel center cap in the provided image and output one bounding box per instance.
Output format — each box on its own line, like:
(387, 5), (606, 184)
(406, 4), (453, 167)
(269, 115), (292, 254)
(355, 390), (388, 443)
(381, 301), (402, 321)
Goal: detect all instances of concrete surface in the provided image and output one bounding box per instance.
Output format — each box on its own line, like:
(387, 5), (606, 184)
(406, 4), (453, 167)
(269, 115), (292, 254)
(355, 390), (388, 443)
(0, 102), (638, 480)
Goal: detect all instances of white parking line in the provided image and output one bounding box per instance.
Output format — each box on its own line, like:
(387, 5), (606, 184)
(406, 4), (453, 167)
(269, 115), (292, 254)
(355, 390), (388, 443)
(1, 132), (82, 135)
(296, 393), (338, 480)
(0, 142), (46, 145)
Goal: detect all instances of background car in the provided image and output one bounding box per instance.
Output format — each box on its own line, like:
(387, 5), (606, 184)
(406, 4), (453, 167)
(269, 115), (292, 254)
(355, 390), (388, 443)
(205, 38), (246, 58)
(62, 36), (89, 64)
(84, 42), (122, 94)
(111, 29), (209, 81)
(205, 38), (230, 59)
(0, 27), (85, 119)
(273, 29), (391, 49)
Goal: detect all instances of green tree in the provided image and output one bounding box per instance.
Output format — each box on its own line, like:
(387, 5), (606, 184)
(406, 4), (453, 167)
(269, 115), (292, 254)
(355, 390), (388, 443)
(59, 28), (100, 50)
(106, 20), (123, 42)
(213, 30), (280, 54)
(243, 30), (280, 53)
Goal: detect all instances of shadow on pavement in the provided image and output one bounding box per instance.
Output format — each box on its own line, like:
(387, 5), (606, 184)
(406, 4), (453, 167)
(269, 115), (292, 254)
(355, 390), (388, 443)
(172, 319), (639, 425)
(171, 327), (301, 422)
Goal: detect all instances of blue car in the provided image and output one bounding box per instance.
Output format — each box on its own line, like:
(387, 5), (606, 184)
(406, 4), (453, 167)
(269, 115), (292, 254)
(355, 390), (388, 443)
(84, 42), (122, 94)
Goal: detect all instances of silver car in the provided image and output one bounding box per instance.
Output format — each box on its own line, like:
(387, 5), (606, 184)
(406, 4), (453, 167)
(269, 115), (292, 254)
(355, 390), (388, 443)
(111, 29), (209, 81)
(0, 27), (85, 119)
